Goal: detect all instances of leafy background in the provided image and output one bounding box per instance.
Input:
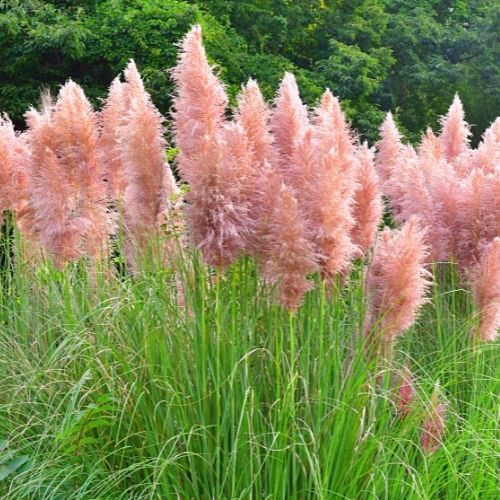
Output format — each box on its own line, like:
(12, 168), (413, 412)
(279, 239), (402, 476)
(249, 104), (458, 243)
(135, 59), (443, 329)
(0, 0), (498, 142)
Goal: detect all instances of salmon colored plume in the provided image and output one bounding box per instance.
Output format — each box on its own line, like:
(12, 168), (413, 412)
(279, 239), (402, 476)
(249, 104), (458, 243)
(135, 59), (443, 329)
(234, 79), (277, 252)
(52, 80), (109, 260)
(471, 117), (500, 173)
(25, 82), (108, 266)
(262, 179), (317, 310)
(117, 61), (178, 267)
(365, 219), (431, 355)
(0, 115), (29, 223)
(172, 25), (254, 269)
(235, 78), (275, 170)
(99, 77), (128, 201)
(271, 72), (309, 171)
(313, 89), (354, 159)
(295, 91), (358, 278)
(375, 112), (404, 185)
(395, 364), (416, 418)
(172, 24), (228, 181)
(471, 238), (500, 342)
(418, 127), (441, 164)
(439, 94), (471, 163)
(351, 143), (382, 257)
(421, 387), (446, 453)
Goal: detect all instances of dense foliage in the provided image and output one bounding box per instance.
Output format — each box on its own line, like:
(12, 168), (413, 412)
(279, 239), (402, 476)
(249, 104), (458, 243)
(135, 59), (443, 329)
(1, 0), (498, 141)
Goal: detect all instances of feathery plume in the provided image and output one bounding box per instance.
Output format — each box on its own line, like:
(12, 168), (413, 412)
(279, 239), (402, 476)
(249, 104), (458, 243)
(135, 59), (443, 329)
(52, 80), (109, 259)
(313, 89), (355, 158)
(365, 219), (431, 355)
(375, 112), (404, 185)
(351, 143), (382, 257)
(99, 77), (128, 201)
(270, 72), (309, 171)
(0, 115), (29, 223)
(235, 78), (275, 169)
(439, 94), (471, 163)
(25, 100), (82, 264)
(25, 83), (108, 264)
(172, 26), (255, 268)
(455, 168), (497, 269)
(421, 387), (447, 453)
(471, 238), (500, 342)
(118, 61), (178, 268)
(262, 179), (317, 310)
(395, 364), (417, 418)
(418, 127), (441, 164)
(471, 117), (500, 173)
(172, 24), (228, 183)
(234, 79), (277, 251)
(306, 146), (357, 278)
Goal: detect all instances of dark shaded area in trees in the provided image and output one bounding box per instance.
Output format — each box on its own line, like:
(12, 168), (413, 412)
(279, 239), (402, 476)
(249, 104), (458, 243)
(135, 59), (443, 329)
(0, 0), (498, 143)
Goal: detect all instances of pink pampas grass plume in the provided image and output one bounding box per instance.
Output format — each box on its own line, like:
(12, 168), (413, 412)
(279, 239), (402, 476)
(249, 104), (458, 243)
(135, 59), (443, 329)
(351, 143), (382, 257)
(0, 115), (29, 223)
(375, 112), (405, 185)
(439, 94), (471, 163)
(471, 238), (500, 342)
(364, 219), (431, 355)
(234, 79), (278, 251)
(25, 100), (82, 265)
(270, 72), (309, 170)
(99, 77), (128, 201)
(306, 146), (357, 278)
(471, 117), (500, 173)
(421, 387), (447, 454)
(52, 80), (109, 259)
(455, 168), (499, 269)
(262, 179), (317, 310)
(172, 24), (228, 184)
(395, 364), (417, 418)
(418, 127), (441, 164)
(172, 26), (255, 268)
(313, 89), (356, 158)
(119, 61), (178, 245)
(235, 78), (276, 169)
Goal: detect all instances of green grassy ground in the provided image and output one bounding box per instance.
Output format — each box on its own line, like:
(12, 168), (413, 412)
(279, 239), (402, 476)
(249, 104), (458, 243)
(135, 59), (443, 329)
(0, 231), (498, 499)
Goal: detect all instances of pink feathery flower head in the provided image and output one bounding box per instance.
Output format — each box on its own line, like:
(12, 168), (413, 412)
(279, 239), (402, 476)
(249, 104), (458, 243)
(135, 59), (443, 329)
(395, 363), (417, 418)
(0, 115), (29, 222)
(25, 100), (82, 265)
(365, 219), (431, 354)
(262, 179), (317, 310)
(351, 142), (382, 257)
(471, 117), (500, 173)
(439, 94), (471, 163)
(471, 237), (500, 342)
(455, 168), (497, 269)
(235, 78), (276, 169)
(172, 24), (228, 184)
(383, 144), (418, 219)
(99, 76), (128, 201)
(306, 146), (357, 279)
(313, 89), (356, 158)
(118, 60), (178, 265)
(270, 72), (309, 171)
(418, 127), (441, 164)
(52, 80), (109, 259)
(375, 112), (405, 185)
(421, 387), (447, 454)
(234, 79), (278, 251)
(172, 27), (258, 268)
(430, 160), (463, 262)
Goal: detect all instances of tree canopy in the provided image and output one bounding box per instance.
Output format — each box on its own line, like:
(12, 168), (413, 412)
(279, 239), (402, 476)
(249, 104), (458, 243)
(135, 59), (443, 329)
(0, 0), (498, 142)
